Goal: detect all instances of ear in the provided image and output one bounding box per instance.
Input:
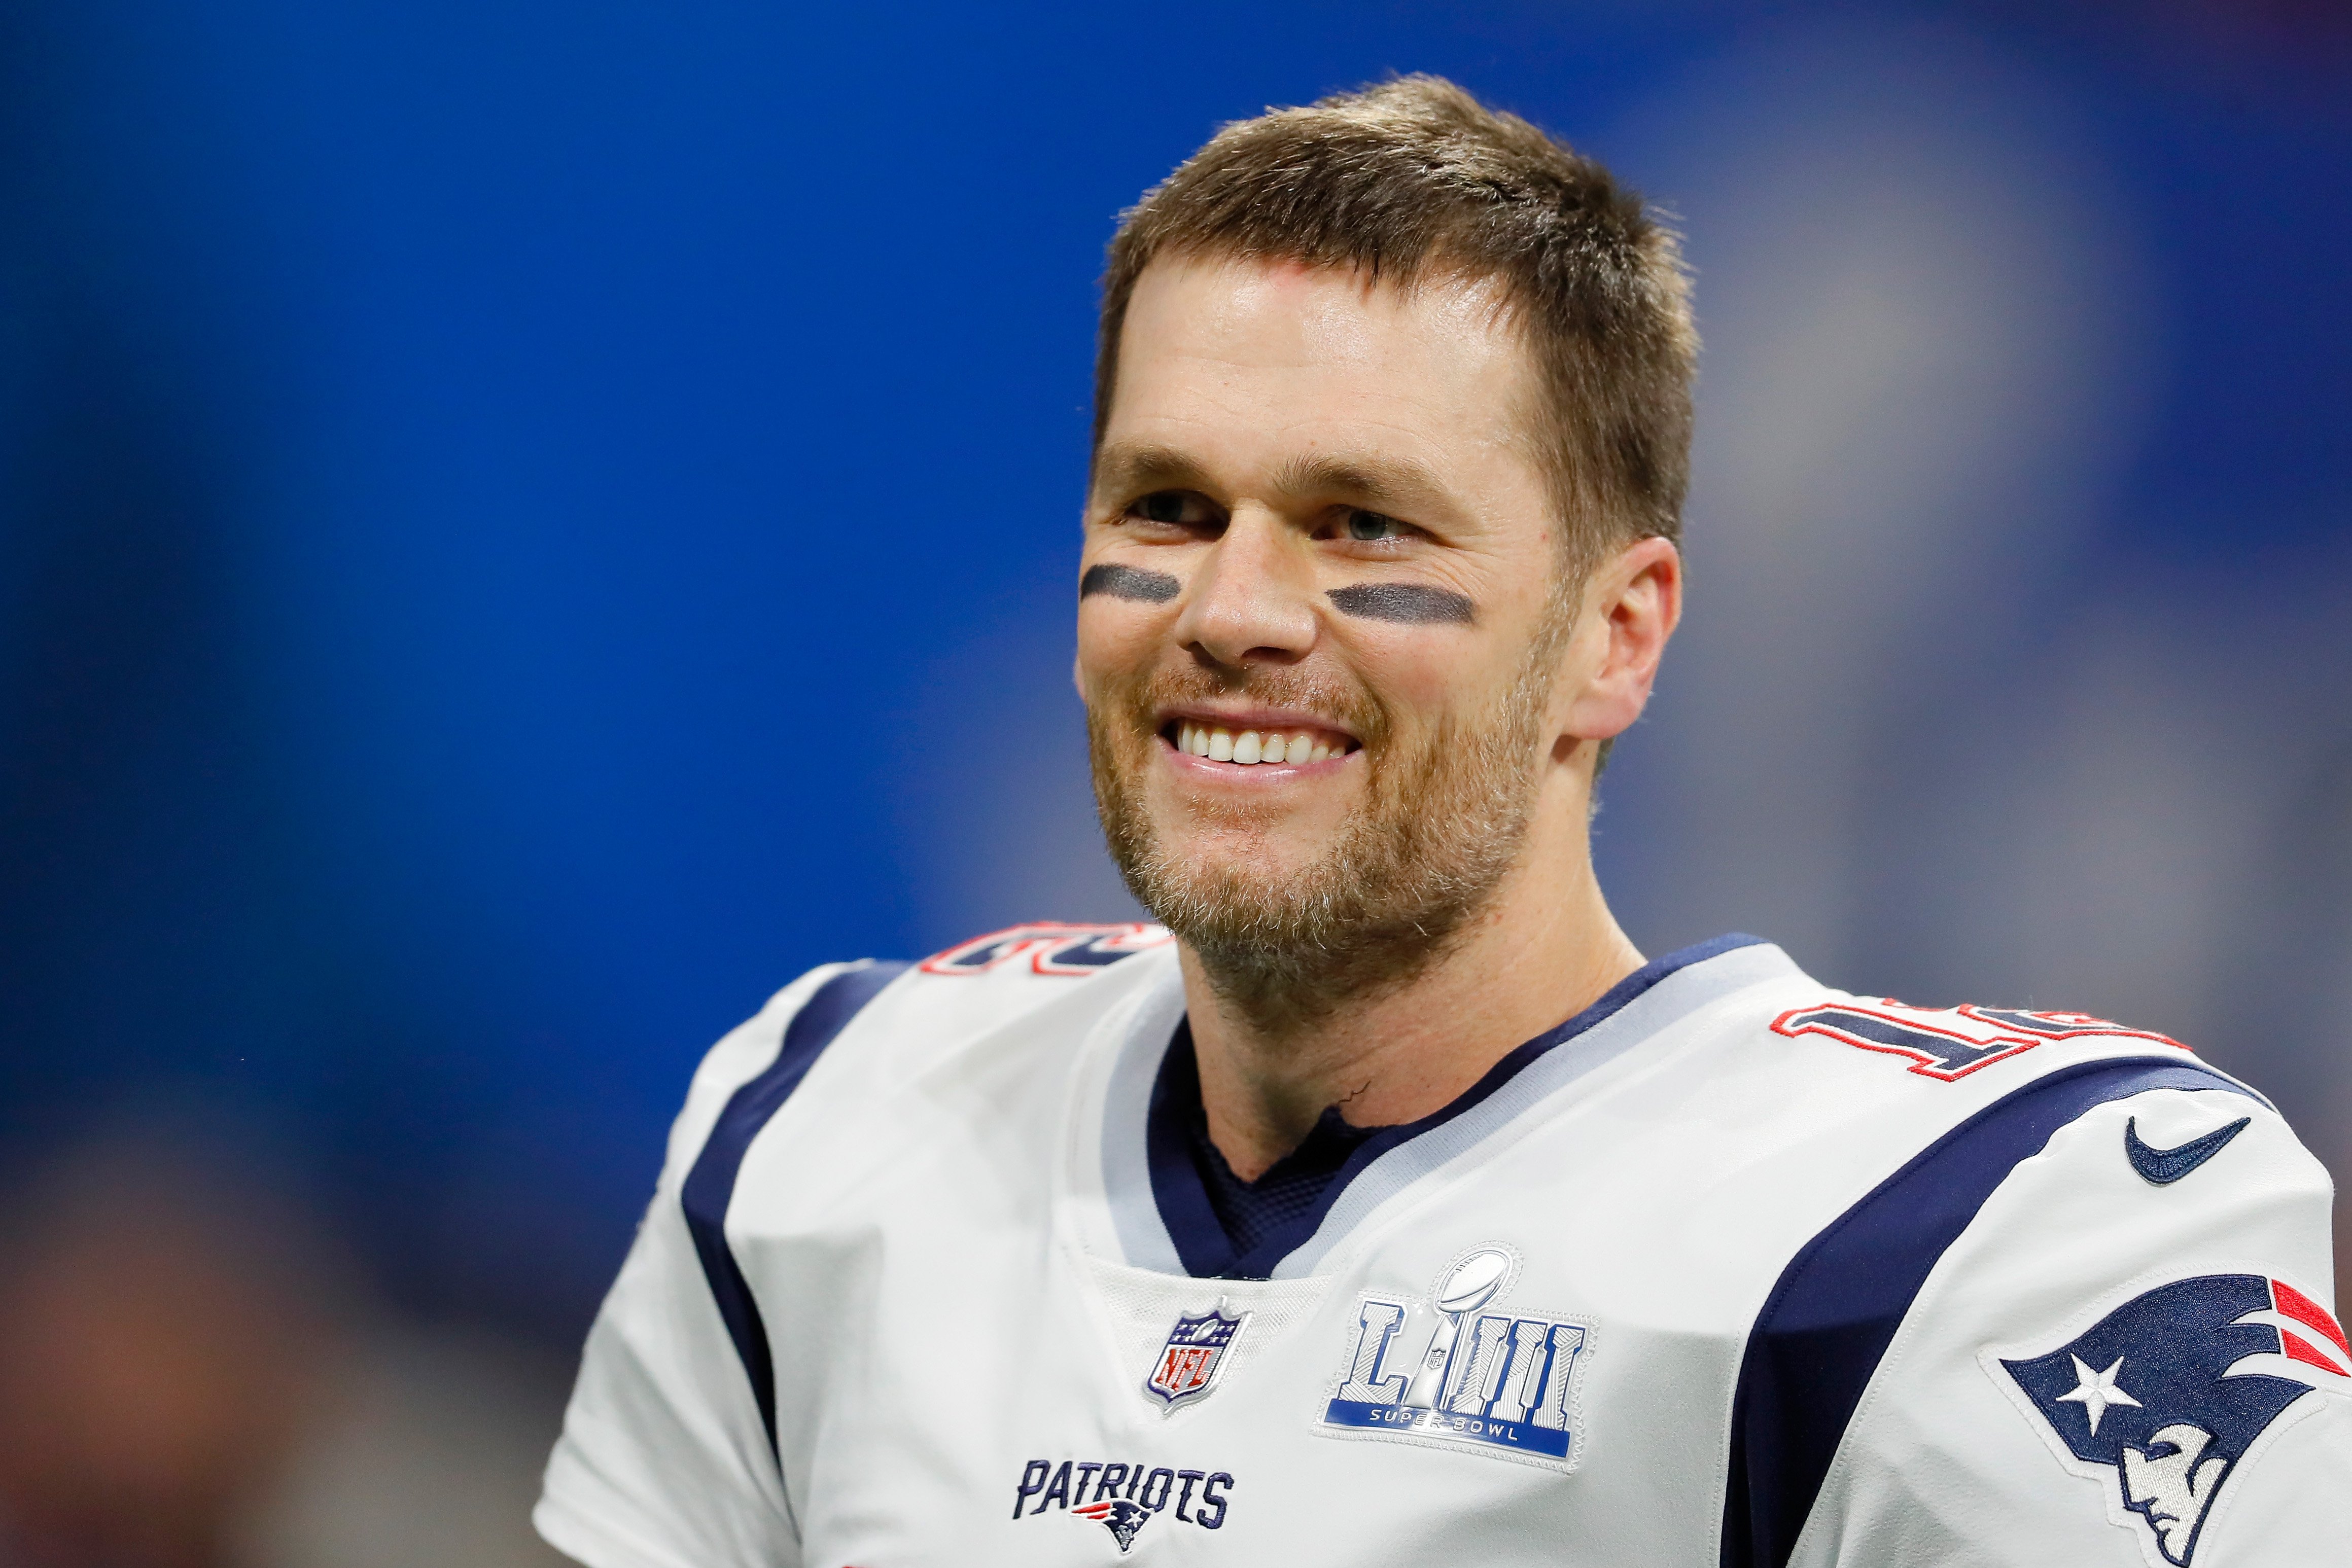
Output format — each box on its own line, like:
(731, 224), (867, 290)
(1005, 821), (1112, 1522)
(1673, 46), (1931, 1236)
(1559, 536), (1682, 742)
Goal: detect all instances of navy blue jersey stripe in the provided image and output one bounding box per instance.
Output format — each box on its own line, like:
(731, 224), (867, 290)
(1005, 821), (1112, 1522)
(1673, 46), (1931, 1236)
(1151, 934), (1768, 1279)
(680, 960), (908, 1449)
(1719, 1055), (2262, 1568)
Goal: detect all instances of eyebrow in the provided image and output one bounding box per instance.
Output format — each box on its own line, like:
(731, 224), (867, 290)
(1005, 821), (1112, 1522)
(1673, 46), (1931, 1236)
(1091, 443), (1461, 523)
(1090, 443), (1216, 502)
(1268, 451), (1455, 519)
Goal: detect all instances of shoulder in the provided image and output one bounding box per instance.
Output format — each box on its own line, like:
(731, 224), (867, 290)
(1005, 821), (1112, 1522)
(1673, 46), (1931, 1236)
(735, 918), (1173, 1057)
(1710, 973), (2320, 1295)
(1601, 946), (2284, 1201)
(797, 919), (1176, 1067)
(873, 920), (1182, 1050)
(1730, 979), (2322, 1366)
(1710, 971), (2342, 1568)
(1694, 961), (2280, 1166)
(666, 921), (1178, 1166)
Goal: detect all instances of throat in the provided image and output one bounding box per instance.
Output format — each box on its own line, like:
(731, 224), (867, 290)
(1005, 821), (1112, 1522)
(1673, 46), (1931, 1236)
(1188, 1100), (1379, 1262)
(1148, 1019), (1398, 1280)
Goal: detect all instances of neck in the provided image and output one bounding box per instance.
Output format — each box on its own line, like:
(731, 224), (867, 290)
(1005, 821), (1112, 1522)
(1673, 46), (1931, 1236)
(1178, 786), (1641, 1182)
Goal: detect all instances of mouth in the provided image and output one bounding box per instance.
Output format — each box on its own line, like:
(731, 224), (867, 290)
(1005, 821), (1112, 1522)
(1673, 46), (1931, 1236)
(1159, 714), (1361, 767)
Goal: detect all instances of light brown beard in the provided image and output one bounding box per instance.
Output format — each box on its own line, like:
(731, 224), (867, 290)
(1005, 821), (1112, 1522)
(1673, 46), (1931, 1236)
(1087, 637), (1561, 1040)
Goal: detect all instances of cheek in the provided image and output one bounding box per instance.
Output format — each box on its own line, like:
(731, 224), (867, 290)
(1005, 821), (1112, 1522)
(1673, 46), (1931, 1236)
(1340, 626), (1515, 720)
(1074, 600), (1169, 696)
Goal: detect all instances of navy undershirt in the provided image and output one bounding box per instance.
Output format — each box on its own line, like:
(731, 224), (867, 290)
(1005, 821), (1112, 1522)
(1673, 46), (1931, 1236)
(1167, 1028), (1382, 1262)
(1146, 933), (1765, 1279)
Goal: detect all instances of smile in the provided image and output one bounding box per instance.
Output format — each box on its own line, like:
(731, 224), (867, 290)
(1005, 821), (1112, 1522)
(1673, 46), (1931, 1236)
(1164, 721), (1359, 766)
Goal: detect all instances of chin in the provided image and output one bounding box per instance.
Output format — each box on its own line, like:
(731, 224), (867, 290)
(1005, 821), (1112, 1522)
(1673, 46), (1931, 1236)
(1152, 813), (1331, 878)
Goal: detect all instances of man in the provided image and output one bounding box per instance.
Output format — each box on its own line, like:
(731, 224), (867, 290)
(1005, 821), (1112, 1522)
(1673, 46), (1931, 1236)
(536, 77), (2349, 1567)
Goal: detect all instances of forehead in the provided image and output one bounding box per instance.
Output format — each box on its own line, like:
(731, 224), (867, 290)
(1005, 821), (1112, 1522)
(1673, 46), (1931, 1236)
(1105, 256), (1541, 489)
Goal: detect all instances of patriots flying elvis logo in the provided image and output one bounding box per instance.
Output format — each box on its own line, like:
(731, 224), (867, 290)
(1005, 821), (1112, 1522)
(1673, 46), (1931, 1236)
(1319, 1243), (1590, 1469)
(1072, 1497), (1151, 1552)
(1997, 1273), (2349, 1566)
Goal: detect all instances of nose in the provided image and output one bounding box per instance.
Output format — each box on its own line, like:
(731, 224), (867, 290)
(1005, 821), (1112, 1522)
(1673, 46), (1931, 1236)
(1170, 507), (1318, 668)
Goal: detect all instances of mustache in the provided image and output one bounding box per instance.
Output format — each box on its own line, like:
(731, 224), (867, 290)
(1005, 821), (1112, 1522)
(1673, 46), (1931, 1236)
(1105, 661), (1391, 747)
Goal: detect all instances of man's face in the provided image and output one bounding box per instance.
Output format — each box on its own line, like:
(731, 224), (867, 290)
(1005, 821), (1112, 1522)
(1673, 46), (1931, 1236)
(1077, 255), (1578, 1015)
(2122, 1424), (2225, 1563)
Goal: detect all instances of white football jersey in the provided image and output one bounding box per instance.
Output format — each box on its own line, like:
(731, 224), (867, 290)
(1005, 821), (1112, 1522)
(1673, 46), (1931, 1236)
(536, 928), (2351, 1568)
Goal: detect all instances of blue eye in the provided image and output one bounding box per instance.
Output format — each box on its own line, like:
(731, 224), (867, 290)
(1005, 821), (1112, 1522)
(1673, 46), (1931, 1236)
(1347, 510), (1401, 541)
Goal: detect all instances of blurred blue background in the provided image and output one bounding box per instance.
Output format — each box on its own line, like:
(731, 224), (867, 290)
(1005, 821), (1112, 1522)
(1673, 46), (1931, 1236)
(0, 2), (2345, 1558)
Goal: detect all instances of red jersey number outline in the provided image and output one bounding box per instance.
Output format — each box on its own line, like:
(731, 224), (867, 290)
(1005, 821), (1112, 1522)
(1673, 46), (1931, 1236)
(919, 921), (1173, 977)
(1770, 999), (2189, 1082)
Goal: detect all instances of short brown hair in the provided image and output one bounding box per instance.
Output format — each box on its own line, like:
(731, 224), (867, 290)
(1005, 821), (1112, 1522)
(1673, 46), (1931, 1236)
(1094, 75), (1696, 566)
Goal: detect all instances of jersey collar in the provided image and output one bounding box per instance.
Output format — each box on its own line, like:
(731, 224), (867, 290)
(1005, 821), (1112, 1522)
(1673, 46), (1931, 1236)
(1095, 934), (1794, 1280)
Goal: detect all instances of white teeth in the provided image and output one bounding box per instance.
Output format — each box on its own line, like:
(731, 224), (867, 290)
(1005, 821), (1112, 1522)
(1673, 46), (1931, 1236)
(1174, 724), (1349, 765)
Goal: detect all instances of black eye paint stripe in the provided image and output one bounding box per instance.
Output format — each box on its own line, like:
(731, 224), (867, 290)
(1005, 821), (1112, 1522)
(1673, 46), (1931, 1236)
(1327, 583), (1476, 625)
(1080, 563), (1180, 604)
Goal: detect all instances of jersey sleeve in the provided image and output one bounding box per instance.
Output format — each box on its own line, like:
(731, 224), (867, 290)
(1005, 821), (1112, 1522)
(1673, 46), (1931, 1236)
(533, 965), (854, 1568)
(1792, 1080), (2351, 1568)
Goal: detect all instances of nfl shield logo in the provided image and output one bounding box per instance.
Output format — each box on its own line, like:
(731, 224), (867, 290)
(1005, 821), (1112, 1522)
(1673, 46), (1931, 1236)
(1146, 1303), (1247, 1410)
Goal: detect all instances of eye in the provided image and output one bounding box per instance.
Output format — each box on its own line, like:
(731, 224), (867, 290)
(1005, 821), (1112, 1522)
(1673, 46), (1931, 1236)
(1346, 509), (1407, 542)
(1126, 490), (1217, 527)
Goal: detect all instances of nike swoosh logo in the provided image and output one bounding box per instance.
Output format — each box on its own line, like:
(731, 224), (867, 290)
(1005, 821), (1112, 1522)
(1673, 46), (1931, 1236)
(2124, 1115), (2251, 1185)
